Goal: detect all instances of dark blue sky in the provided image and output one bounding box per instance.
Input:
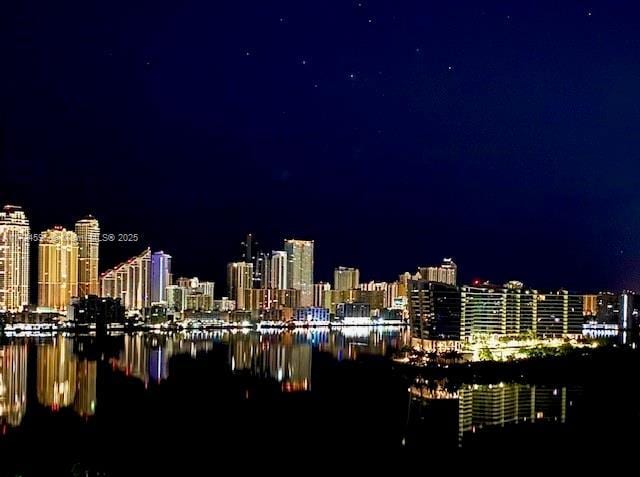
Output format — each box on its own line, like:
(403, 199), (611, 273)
(2, 0), (640, 291)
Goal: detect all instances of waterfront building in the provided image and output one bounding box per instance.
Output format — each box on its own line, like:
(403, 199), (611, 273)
(242, 288), (301, 311)
(313, 282), (331, 308)
(583, 294), (597, 317)
(284, 239), (314, 306)
(0, 206), (30, 312)
(166, 285), (188, 312)
(75, 216), (99, 296)
(100, 248), (151, 311)
(334, 266), (359, 291)
(213, 297), (236, 312)
(150, 251), (171, 303)
(294, 306), (330, 322)
(408, 280), (462, 344)
(270, 251), (288, 290)
(336, 302), (370, 320)
(417, 258), (457, 286)
(38, 227), (79, 311)
(68, 295), (125, 325)
(227, 261), (253, 310)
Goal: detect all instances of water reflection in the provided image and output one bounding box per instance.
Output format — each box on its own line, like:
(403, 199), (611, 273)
(408, 379), (577, 449)
(0, 327), (408, 431)
(0, 343), (27, 428)
(230, 333), (312, 392)
(36, 337), (97, 416)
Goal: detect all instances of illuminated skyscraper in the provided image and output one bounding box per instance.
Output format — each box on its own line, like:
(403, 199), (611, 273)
(151, 251), (172, 303)
(270, 251), (288, 290)
(0, 205), (30, 312)
(100, 248), (151, 311)
(418, 258), (457, 286)
(284, 239), (314, 307)
(334, 266), (360, 291)
(227, 261), (253, 310)
(75, 216), (100, 297)
(38, 227), (79, 311)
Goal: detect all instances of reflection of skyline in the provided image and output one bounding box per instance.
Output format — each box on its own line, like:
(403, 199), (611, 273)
(409, 380), (572, 448)
(226, 327), (409, 392)
(36, 337), (97, 417)
(0, 343), (28, 427)
(111, 333), (214, 384)
(37, 338), (77, 410)
(230, 332), (312, 392)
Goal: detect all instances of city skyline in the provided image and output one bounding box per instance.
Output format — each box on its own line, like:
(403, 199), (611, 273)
(5, 2), (640, 294)
(0, 203), (633, 312)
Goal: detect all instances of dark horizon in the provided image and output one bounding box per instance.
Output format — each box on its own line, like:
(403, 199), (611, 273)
(4, 0), (640, 292)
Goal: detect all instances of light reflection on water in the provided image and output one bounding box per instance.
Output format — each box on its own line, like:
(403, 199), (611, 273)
(0, 326), (410, 429)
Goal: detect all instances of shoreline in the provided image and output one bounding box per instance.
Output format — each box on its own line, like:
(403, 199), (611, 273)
(0, 320), (408, 335)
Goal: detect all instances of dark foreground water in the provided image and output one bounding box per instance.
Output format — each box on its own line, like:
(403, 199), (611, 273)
(0, 328), (639, 475)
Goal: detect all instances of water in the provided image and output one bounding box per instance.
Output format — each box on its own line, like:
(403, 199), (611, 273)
(0, 328), (639, 475)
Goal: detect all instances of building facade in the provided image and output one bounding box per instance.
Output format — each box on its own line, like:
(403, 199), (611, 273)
(38, 227), (79, 311)
(150, 251), (171, 303)
(334, 266), (359, 291)
(227, 261), (253, 310)
(270, 251), (288, 290)
(75, 216), (99, 297)
(0, 205), (30, 312)
(100, 248), (151, 311)
(284, 239), (314, 307)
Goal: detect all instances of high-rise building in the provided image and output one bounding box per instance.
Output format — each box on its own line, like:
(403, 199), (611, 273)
(100, 248), (151, 311)
(360, 280), (399, 309)
(334, 266), (360, 291)
(166, 285), (187, 312)
(227, 261), (253, 310)
(284, 239), (314, 306)
(408, 280), (462, 344)
(270, 251), (288, 290)
(75, 216), (100, 297)
(242, 288), (301, 311)
(418, 258), (457, 286)
(582, 294), (597, 317)
(313, 282), (331, 308)
(199, 281), (215, 302)
(0, 205), (30, 312)
(255, 251), (270, 289)
(38, 227), (79, 311)
(150, 251), (172, 303)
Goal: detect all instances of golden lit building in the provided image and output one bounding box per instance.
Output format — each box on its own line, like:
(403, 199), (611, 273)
(334, 266), (359, 291)
(75, 216), (100, 296)
(0, 205), (30, 312)
(227, 261), (253, 310)
(100, 248), (151, 311)
(583, 294), (597, 317)
(284, 239), (314, 306)
(242, 288), (301, 311)
(38, 227), (79, 311)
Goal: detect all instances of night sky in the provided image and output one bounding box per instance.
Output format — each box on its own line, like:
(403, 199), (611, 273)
(3, 1), (640, 292)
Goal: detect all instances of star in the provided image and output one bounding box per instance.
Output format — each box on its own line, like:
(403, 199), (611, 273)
(587, 10), (592, 17)
(448, 65), (453, 71)
(368, 18), (374, 24)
